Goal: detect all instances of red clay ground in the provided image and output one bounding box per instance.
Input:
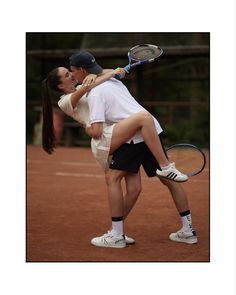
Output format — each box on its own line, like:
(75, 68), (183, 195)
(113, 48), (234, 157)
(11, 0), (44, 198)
(27, 145), (210, 262)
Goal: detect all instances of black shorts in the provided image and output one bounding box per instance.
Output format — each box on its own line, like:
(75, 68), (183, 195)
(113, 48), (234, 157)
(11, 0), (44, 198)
(109, 133), (167, 177)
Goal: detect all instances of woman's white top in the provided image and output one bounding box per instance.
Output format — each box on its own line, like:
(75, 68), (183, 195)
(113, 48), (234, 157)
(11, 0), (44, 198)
(58, 86), (114, 171)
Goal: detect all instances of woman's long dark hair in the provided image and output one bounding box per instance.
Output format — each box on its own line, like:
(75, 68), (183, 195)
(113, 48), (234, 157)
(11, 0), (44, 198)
(41, 68), (61, 154)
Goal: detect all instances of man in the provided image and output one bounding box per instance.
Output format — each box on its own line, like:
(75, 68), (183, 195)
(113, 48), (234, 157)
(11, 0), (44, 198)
(69, 51), (198, 248)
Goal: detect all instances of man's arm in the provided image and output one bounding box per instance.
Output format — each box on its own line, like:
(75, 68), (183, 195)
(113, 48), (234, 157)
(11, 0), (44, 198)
(71, 69), (125, 109)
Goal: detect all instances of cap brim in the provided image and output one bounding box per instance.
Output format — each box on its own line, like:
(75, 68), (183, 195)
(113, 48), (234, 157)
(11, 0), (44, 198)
(87, 63), (103, 74)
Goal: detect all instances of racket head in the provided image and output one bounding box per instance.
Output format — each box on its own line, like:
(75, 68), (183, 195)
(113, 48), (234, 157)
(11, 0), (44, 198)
(165, 143), (206, 177)
(128, 44), (163, 62)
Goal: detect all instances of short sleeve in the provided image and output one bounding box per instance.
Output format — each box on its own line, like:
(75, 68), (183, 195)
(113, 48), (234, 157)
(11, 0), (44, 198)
(87, 94), (105, 124)
(58, 93), (75, 117)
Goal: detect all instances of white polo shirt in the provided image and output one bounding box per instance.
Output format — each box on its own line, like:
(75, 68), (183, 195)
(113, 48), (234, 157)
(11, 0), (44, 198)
(87, 78), (163, 143)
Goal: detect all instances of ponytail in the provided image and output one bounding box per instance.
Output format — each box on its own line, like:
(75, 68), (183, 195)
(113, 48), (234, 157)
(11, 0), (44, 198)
(41, 78), (56, 154)
(41, 68), (61, 154)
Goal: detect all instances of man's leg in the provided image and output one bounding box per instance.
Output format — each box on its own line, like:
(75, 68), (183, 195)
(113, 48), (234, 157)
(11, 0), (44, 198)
(159, 178), (198, 244)
(105, 169), (142, 236)
(123, 171), (142, 220)
(109, 112), (187, 182)
(91, 169), (127, 248)
(105, 169), (127, 218)
(159, 178), (189, 213)
(91, 142), (144, 248)
(121, 172), (142, 245)
(141, 138), (198, 244)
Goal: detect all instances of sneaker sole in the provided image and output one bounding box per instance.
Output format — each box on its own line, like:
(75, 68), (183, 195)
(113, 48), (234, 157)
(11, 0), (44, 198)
(169, 235), (198, 244)
(156, 174), (188, 183)
(126, 240), (135, 245)
(91, 241), (126, 248)
(125, 237), (135, 245)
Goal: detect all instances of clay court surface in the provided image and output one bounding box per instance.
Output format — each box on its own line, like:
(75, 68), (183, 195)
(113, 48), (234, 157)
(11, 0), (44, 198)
(27, 145), (210, 262)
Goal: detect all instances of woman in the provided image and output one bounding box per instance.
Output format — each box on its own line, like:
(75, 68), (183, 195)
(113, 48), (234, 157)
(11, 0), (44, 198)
(41, 66), (187, 182)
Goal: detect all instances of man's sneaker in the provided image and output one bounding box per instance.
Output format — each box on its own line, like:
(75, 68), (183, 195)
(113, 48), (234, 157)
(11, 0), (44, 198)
(125, 235), (135, 245)
(91, 231), (126, 248)
(156, 163), (188, 182)
(169, 229), (198, 244)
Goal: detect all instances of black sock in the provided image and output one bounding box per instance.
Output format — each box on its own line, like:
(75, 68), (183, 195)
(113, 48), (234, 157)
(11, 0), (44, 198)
(112, 216), (123, 222)
(180, 210), (190, 217)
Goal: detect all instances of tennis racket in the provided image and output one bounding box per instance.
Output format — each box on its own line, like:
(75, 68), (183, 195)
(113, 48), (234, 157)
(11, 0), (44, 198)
(165, 144), (206, 177)
(115, 44), (163, 78)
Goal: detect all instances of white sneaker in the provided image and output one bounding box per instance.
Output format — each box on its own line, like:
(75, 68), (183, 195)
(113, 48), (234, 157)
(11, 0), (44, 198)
(125, 235), (135, 245)
(169, 229), (198, 244)
(91, 231), (126, 248)
(156, 163), (188, 182)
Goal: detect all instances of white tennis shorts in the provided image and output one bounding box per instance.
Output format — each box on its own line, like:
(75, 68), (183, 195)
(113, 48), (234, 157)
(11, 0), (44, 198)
(91, 123), (115, 172)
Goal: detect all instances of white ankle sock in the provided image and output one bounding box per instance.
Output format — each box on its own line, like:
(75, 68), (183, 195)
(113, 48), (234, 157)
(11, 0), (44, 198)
(181, 214), (193, 232)
(160, 163), (171, 170)
(112, 220), (123, 236)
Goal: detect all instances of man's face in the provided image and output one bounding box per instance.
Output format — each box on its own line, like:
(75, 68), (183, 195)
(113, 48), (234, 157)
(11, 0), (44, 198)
(70, 66), (87, 83)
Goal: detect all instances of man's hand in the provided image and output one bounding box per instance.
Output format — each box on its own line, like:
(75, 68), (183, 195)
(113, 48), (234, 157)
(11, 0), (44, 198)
(113, 67), (126, 79)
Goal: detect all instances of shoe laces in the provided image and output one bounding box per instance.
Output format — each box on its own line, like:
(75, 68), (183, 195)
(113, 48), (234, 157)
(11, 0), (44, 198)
(177, 229), (194, 238)
(103, 231), (112, 238)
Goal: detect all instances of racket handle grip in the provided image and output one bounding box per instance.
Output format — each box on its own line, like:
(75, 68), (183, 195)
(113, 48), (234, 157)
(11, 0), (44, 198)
(114, 65), (130, 79)
(114, 73), (122, 79)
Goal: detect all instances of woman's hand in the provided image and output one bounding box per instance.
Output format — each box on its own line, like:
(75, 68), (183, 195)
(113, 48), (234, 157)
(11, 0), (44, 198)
(85, 126), (92, 137)
(113, 67), (126, 79)
(85, 123), (103, 139)
(82, 74), (97, 86)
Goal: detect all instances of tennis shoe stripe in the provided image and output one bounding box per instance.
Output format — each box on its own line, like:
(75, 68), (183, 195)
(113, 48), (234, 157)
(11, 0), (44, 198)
(167, 172), (177, 179)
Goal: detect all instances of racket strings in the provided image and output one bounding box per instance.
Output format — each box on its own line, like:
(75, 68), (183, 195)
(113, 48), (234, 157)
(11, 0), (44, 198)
(166, 146), (206, 177)
(130, 45), (162, 60)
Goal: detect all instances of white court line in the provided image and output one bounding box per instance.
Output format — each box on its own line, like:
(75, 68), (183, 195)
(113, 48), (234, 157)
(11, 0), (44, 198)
(27, 159), (209, 173)
(56, 172), (208, 182)
(27, 160), (43, 163)
(55, 172), (157, 181)
(61, 161), (97, 167)
(28, 170), (208, 183)
(27, 159), (98, 167)
(56, 172), (103, 178)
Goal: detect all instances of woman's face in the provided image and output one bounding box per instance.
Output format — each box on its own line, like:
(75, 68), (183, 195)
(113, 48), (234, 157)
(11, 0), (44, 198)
(57, 67), (78, 93)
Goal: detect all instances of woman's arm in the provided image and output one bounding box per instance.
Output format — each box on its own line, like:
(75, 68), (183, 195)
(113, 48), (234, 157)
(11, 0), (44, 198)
(85, 123), (103, 139)
(70, 68), (126, 109)
(70, 84), (90, 109)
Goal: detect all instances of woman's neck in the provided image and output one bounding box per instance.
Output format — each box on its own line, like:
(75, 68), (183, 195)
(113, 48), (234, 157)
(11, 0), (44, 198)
(64, 86), (76, 94)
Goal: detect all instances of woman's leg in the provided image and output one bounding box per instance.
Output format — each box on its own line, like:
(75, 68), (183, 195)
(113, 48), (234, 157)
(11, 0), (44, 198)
(110, 111), (169, 167)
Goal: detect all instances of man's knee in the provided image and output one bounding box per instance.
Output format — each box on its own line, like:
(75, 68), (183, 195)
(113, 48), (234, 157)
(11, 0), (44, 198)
(105, 169), (125, 185)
